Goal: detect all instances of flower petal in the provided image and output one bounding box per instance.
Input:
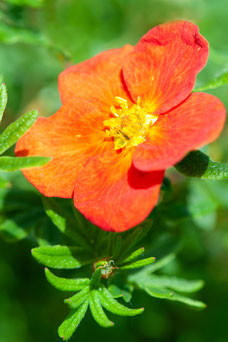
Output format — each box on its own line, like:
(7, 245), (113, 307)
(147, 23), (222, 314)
(59, 45), (133, 110)
(123, 21), (209, 114)
(133, 92), (226, 171)
(15, 99), (110, 198)
(74, 150), (164, 232)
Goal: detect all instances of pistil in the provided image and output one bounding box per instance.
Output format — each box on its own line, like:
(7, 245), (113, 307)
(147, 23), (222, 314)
(104, 96), (158, 150)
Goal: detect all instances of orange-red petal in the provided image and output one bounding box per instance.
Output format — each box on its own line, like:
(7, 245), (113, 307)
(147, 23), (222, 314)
(123, 21), (209, 114)
(59, 45), (133, 111)
(15, 99), (110, 198)
(74, 150), (164, 232)
(133, 92), (226, 171)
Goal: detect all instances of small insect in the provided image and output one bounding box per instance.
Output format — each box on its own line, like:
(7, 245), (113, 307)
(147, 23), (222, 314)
(93, 258), (118, 279)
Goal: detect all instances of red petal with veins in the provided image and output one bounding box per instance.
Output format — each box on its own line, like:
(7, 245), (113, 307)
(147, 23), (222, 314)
(15, 99), (111, 197)
(133, 93), (226, 171)
(59, 45), (133, 111)
(123, 21), (209, 114)
(74, 150), (164, 232)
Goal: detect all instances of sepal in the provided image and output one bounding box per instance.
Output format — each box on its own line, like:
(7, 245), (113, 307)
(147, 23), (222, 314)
(175, 150), (228, 180)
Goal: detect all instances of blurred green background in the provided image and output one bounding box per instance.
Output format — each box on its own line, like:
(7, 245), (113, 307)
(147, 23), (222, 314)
(0, 0), (228, 341)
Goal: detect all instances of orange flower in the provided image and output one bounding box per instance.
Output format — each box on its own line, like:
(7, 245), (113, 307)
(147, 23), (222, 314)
(15, 21), (226, 232)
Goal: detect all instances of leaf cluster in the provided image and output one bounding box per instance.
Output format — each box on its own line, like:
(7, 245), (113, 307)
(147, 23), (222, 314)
(0, 82), (50, 175)
(30, 197), (206, 340)
(0, 82), (50, 240)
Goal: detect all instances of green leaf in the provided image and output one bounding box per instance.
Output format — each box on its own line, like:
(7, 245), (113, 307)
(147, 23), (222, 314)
(0, 22), (48, 46)
(42, 197), (90, 247)
(137, 275), (204, 293)
(128, 253), (206, 309)
(90, 267), (102, 288)
(72, 206), (87, 232)
(98, 287), (144, 317)
(175, 150), (228, 180)
(144, 286), (174, 299)
(32, 245), (93, 269)
(144, 253), (176, 274)
(0, 218), (29, 242)
(119, 256), (156, 270)
(112, 235), (123, 259)
(187, 179), (217, 230)
(118, 247), (145, 264)
(129, 253), (176, 283)
(65, 287), (90, 309)
(144, 286), (206, 308)
(194, 71), (228, 91)
(119, 219), (152, 260)
(106, 233), (116, 256)
(108, 284), (133, 303)
(58, 300), (89, 341)
(128, 253), (176, 286)
(45, 268), (91, 291)
(0, 83), (7, 123)
(0, 110), (38, 155)
(0, 156), (50, 172)
(167, 292), (206, 309)
(0, 208), (42, 242)
(4, 0), (44, 7)
(89, 290), (114, 328)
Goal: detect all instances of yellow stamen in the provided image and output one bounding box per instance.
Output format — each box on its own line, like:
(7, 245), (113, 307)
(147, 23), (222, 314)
(104, 96), (158, 150)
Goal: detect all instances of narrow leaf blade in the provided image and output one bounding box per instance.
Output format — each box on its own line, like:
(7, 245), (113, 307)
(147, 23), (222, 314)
(32, 245), (93, 269)
(45, 268), (91, 291)
(120, 256), (156, 270)
(42, 197), (90, 246)
(144, 286), (206, 308)
(90, 267), (102, 288)
(0, 21), (49, 46)
(0, 83), (7, 123)
(65, 287), (90, 309)
(128, 253), (175, 283)
(112, 235), (123, 259)
(144, 286), (174, 299)
(0, 156), (50, 172)
(141, 275), (204, 293)
(119, 219), (152, 259)
(194, 71), (228, 91)
(167, 292), (206, 309)
(98, 287), (144, 317)
(118, 247), (145, 265)
(58, 300), (89, 341)
(89, 290), (114, 327)
(108, 284), (133, 303)
(0, 110), (38, 155)
(0, 207), (42, 242)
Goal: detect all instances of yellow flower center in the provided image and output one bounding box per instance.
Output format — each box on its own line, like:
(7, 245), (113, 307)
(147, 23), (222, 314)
(104, 96), (158, 150)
